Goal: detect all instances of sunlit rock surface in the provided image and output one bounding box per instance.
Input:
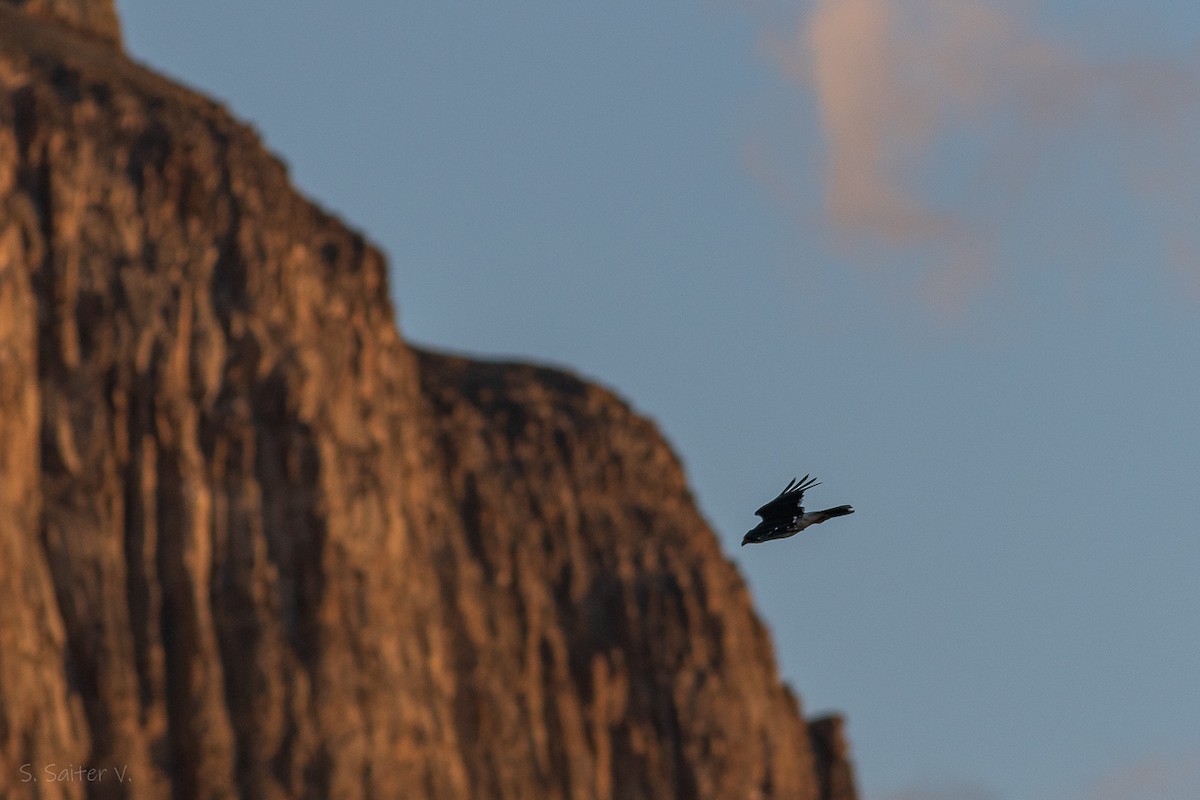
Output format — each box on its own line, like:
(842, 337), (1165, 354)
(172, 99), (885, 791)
(0, 5), (857, 798)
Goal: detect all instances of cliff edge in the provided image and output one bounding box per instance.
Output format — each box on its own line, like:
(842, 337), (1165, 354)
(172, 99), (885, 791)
(0, 5), (856, 798)
(2, 0), (120, 46)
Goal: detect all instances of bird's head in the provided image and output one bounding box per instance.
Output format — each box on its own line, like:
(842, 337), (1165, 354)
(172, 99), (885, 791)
(741, 528), (761, 547)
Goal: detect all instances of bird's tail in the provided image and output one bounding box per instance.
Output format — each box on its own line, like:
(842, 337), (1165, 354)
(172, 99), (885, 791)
(817, 505), (854, 519)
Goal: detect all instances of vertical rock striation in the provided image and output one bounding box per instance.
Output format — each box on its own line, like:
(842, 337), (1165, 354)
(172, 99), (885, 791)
(809, 716), (860, 800)
(0, 4), (856, 798)
(415, 352), (835, 799)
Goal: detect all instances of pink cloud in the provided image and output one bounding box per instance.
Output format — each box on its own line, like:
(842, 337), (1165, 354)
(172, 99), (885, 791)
(764, 0), (1200, 309)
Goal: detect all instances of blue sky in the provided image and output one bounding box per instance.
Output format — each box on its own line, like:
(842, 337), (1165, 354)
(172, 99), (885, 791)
(117, 2), (1200, 798)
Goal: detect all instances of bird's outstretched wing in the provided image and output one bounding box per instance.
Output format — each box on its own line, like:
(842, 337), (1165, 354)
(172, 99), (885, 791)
(754, 474), (821, 520)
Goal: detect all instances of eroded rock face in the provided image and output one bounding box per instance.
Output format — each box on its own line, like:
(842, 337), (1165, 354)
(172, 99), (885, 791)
(0, 6), (856, 798)
(415, 352), (846, 799)
(1, 0), (121, 46)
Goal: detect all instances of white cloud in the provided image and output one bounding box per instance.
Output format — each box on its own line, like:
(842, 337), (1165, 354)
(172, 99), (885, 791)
(765, 0), (1200, 308)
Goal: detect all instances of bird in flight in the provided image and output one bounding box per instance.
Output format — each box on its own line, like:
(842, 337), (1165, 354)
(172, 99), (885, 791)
(742, 475), (854, 546)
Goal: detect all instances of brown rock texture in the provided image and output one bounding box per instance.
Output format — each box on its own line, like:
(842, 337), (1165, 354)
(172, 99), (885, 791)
(1, 0), (121, 47)
(0, 5), (857, 799)
(808, 716), (859, 800)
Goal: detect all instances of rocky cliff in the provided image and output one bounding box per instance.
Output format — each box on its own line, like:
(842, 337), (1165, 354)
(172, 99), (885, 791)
(2, 0), (120, 46)
(0, 5), (857, 798)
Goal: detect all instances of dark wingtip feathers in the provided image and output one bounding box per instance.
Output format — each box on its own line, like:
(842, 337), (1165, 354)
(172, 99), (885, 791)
(780, 474), (821, 498)
(793, 474), (820, 495)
